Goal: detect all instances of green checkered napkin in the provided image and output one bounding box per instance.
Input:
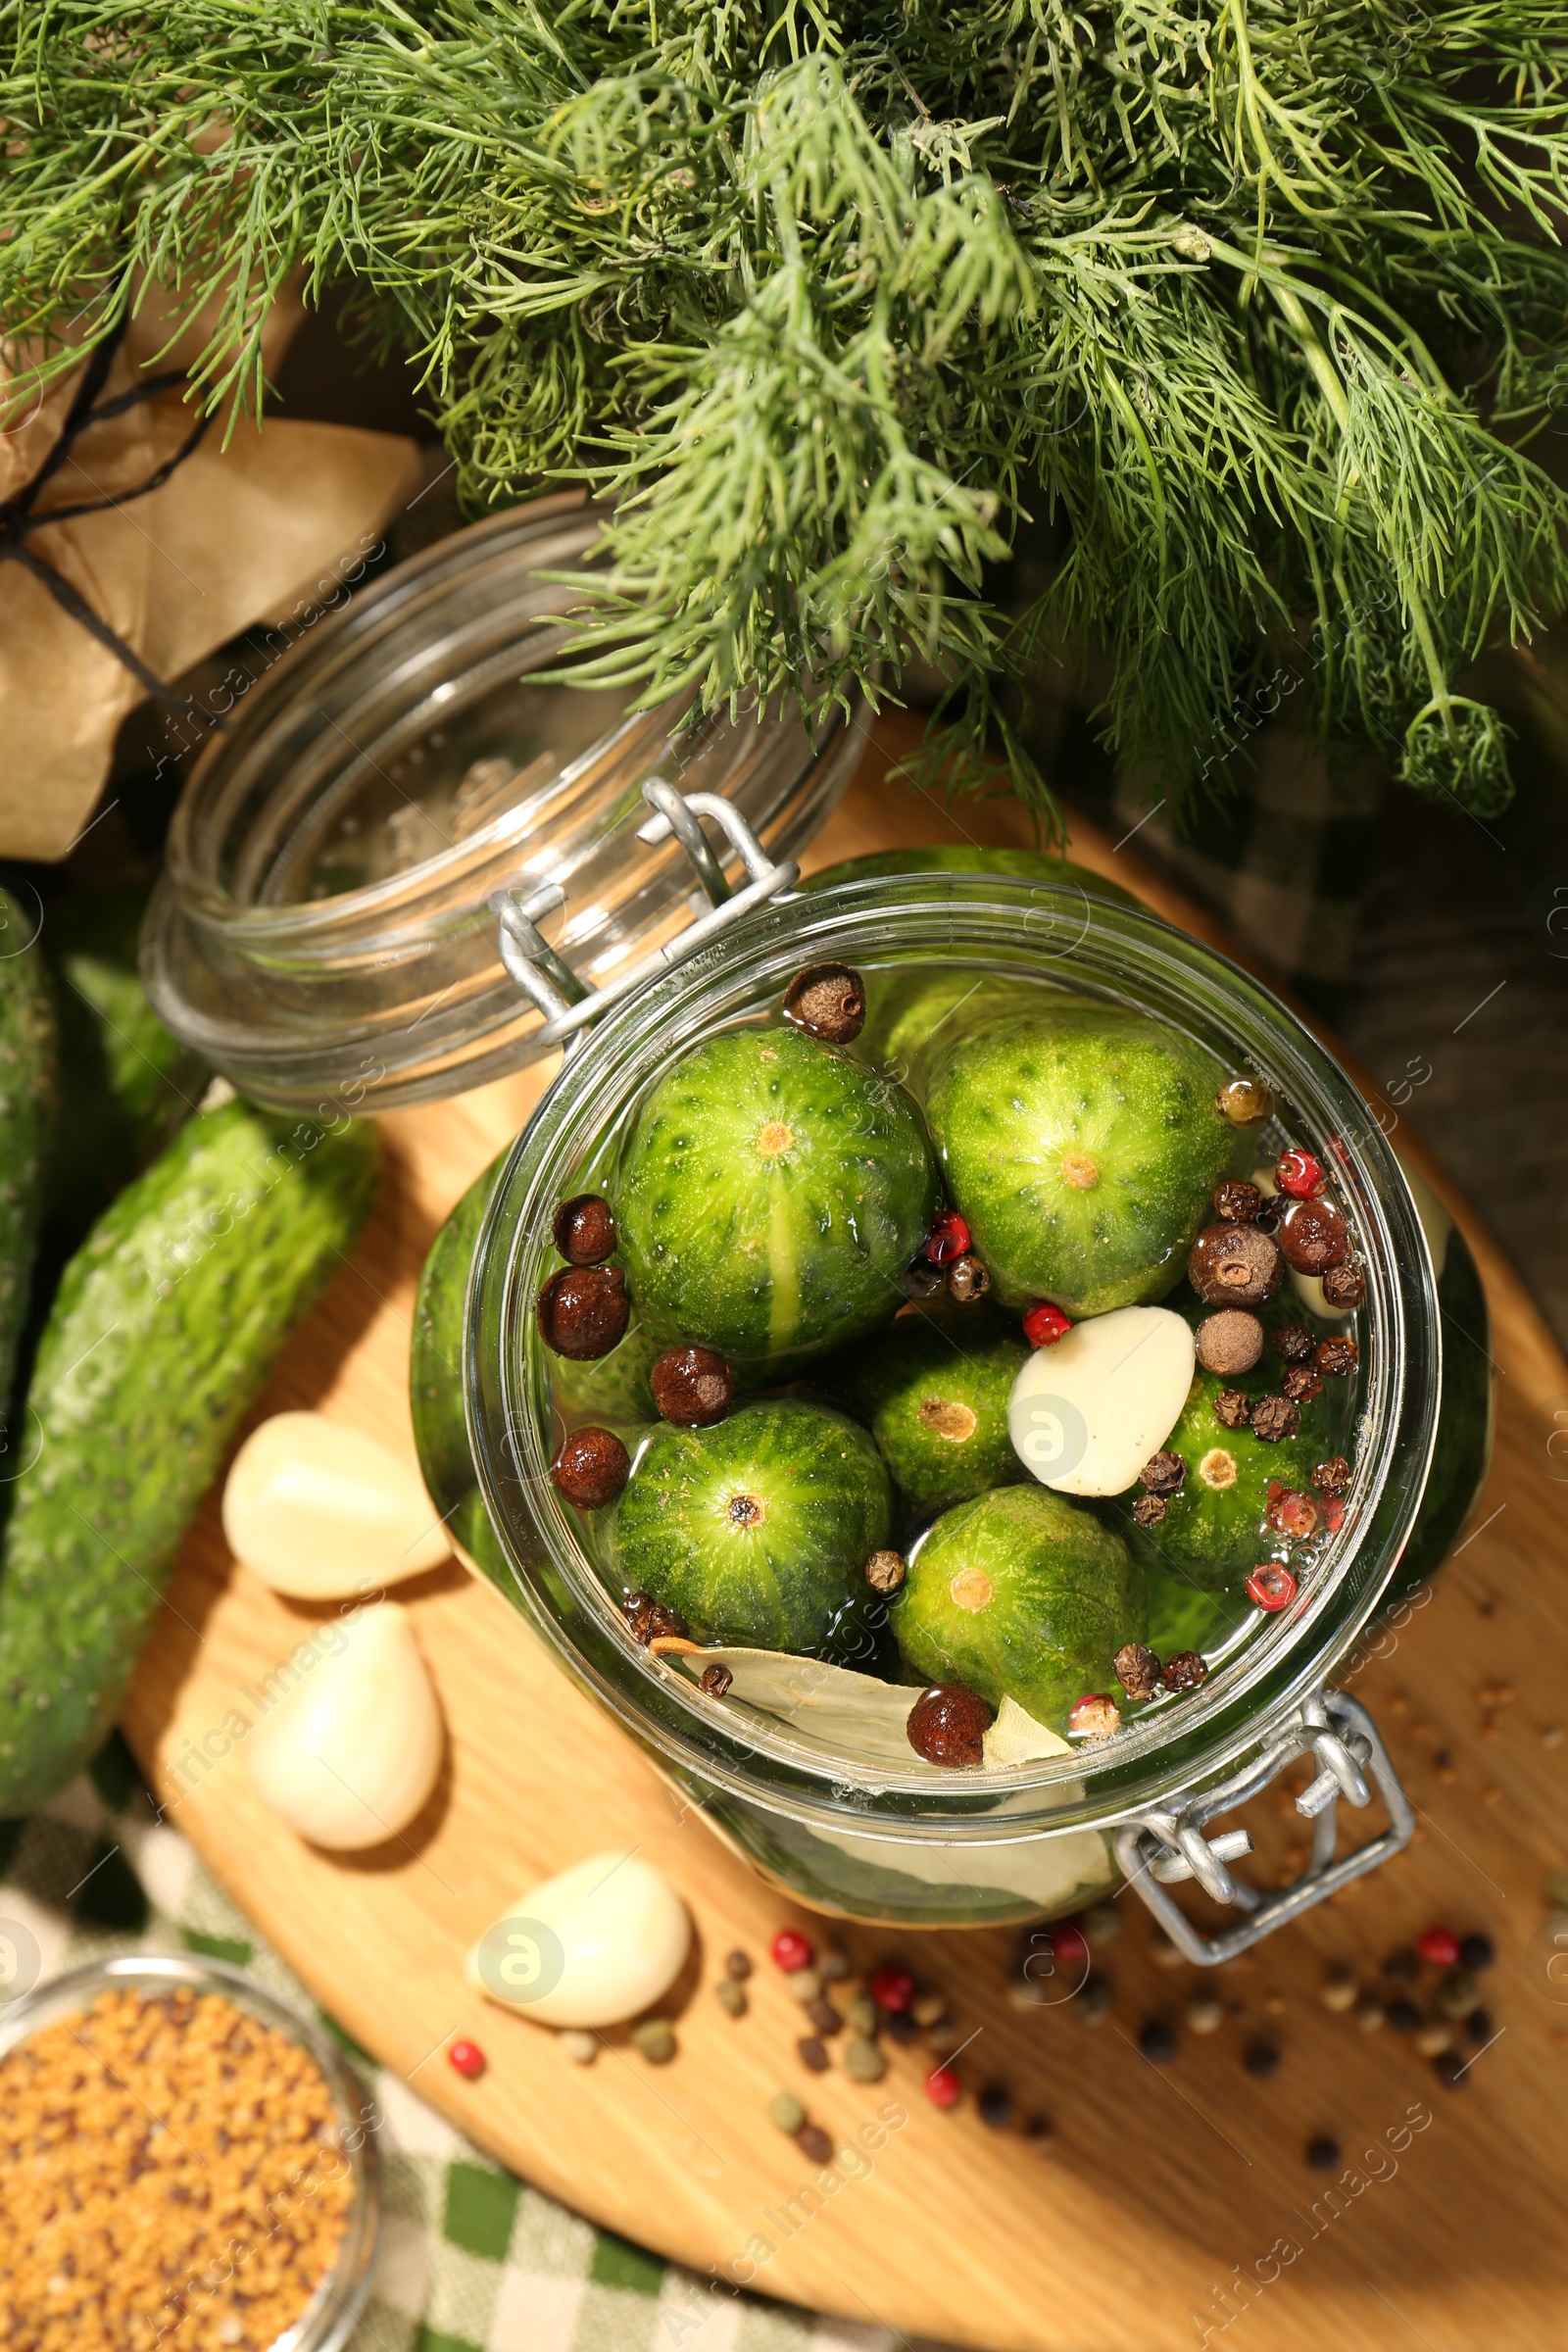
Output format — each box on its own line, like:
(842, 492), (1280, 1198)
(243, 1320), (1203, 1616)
(0, 1740), (897, 2352)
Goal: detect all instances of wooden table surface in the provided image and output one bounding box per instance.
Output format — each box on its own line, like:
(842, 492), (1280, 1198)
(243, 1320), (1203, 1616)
(125, 722), (1568, 2352)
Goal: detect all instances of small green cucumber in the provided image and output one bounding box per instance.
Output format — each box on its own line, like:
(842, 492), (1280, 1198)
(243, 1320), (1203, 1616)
(0, 1098), (379, 1815)
(0, 888), (58, 1441)
(839, 1304), (1027, 1523)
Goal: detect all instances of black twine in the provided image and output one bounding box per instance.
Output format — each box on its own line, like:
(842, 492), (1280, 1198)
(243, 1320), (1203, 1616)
(0, 309), (212, 708)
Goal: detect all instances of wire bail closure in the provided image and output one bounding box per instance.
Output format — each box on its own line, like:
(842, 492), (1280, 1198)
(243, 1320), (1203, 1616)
(489, 779), (800, 1054)
(1113, 1688), (1413, 1963)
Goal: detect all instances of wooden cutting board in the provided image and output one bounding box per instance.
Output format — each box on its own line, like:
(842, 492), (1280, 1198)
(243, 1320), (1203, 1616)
(125, 723), (1568, 2352)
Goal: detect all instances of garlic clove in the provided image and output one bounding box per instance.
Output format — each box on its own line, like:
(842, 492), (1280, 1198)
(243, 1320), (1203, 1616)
(1009, 1303), (1195, 1495)
(223, 1411), (450, 1598)
(246, 1602), (444, 1850)
(466, 1852), (690, 2029)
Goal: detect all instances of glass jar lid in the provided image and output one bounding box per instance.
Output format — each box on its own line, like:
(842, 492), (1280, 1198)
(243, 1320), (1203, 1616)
(144, 495), (862, 1112)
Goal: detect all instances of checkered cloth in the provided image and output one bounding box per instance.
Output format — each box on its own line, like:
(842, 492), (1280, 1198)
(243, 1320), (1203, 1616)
(0, 1739), (895, 2352)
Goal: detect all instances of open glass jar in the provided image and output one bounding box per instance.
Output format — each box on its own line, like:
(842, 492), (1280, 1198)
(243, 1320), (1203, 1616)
(146, 502), (1492, 1953)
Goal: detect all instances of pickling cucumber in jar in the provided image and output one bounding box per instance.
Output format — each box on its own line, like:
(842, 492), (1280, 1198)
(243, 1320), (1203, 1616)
(613, 1024), (939, 1381)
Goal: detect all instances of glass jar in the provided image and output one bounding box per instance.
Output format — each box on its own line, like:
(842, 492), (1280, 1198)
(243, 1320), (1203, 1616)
(0, 1951), (380, 2351)
(143, 496), (863, 1113)
(146, 501), (1493, 1954)
(432, 869), (1443, 1948)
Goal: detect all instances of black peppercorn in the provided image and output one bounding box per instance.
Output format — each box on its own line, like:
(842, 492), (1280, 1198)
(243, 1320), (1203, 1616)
(796, 2123), (834, 2162)
(1114, 1642), (1163, 1701)
(1313, 1455), (1351, 1495)
(1387, 1997), (1422, 2034)
(797, 2035), (831, 2073)
(906, 1683), (993, 1767)
(782, 961), (866, 1043)
(1250, 1394), (1300, 1444)
(1274, 1323), (1317, 1364)
(725, 1949), (753, 1981)
(1321, 1260), (1367, 1309)
(1459, 1933), (1494, 1972)
(1282, 1363), (1324, 1402)
(1434, 2049), (1467, 2089)
(1306, 2134), (1341, 2172)
(1213, 1388), (1252, 1431)
(978, 2084), (1014, 2129)
(651, 1344), (733, 1426)
(1467, 2006), (1494, 2043)
(900, 1259), (946, 1298)
(1315, 1336), (1360, 1378)
(1213, 1179), (1263, 1222)
(1140, 1450), (1186, 1496)
(552, 1193), (616, 1264)
(622, 1590), (690, 1645)
(550, 1426), (630, 1509)
(1139, 2019), (1178, 2063)
(806, 1997), (843, 2035)
(700, 1662), (734, 1697)
(1243, 2037), (1280, 2077)
(865, 1549), (906, 1593)
(537, 1263), (629, 1359)
(1162, 1650), (1209, 1691)
(946, 1253), (991, 1304)
(1131, 1493), (1168, 1528)
(885, 2010), (918, 2044)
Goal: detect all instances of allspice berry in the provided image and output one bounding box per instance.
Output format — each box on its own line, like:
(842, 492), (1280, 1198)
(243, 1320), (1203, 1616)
(1277, 1195), (1350, 1273)
(1320, 1260), (1367, 1309)
(552, 1193), (616, 1264)
(906, 1683), (993, 1767)
(1187, 1221), (1285, 1307)
(783, 961), (866, 1044)
(1196, 1308), (1264, 1376)
(865, 1548), (906, 1593)
(650, 1344), (733, 1425)
(536, 1263), (629, 1358)
(1114, 1642), (1163, 1701)
(550, 1426), (630, 1509)
(1216, 1075), (1274, 1126)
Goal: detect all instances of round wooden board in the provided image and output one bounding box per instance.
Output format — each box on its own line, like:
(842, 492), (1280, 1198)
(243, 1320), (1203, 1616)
(125, 729), (1568, 2352)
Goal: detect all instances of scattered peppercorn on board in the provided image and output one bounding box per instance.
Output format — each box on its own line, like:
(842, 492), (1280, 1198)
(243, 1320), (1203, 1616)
(124, 722), (1568, 2352)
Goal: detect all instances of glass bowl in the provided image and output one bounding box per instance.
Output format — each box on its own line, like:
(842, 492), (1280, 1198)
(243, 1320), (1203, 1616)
(0, 1952), (380, 2352)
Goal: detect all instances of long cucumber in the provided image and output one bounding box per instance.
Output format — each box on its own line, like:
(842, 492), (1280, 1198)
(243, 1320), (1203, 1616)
(0, 1096), (379, 1814)
(0, 887), (58, 1450)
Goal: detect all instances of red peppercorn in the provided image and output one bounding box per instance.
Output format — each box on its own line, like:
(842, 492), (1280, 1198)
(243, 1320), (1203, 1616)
(771, 1928), (814, 1973)
(922, 1208), (972, 1264)
(1265, 1485), (1319, 1543)
(1276, 1149), (1326, 1200)
(1246, 1564), (1298, 1612)
(1023, 1301), (1073, 1348)
(1418, 1926), (1461, 1968)
(448, 2038), (486, 2079)
(1049, 1924), (1089, 1973)
(924, 2065), (961, 2109)
(869, 1965), (914, 2013)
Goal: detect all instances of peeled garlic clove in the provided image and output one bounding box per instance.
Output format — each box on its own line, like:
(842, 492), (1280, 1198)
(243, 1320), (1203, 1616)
(247, 1602), (444, 1849)
(223, 1411), (450, 1598)
(466, 1852), (690, 2029)
(1009, 1304), (1195, 1495)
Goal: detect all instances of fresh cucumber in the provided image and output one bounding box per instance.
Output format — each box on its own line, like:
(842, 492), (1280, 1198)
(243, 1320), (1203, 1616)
(0, 889), (58, 1446)
(40, 883), (208, 1262)
(0, 1098), (379, 1815)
